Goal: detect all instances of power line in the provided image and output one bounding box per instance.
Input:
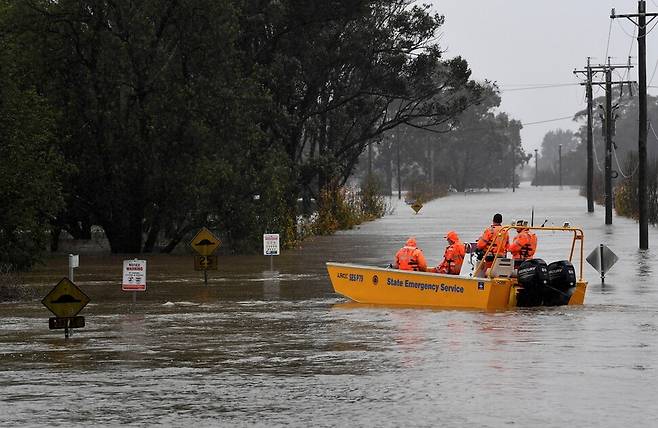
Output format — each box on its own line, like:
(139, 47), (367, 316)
(521, 116), (574, 126)
(605, 18), (613, 61)
(500, 83), (580, 92)
(612, 144), (638, 178)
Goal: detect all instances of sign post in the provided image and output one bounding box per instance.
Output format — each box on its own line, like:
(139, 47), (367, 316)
(586, 244), (618, 283)
(41, 277), (90, 338)
(263, 233), (280, 272)
(122, 259), (147, 303)
(411, 201), (423, 214)
(68, 254), (79, 282)
(190, 227), (221, 286)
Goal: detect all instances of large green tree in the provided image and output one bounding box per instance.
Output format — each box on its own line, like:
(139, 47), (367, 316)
(15, 0), (272, 253)
(0, 1), (63, 269)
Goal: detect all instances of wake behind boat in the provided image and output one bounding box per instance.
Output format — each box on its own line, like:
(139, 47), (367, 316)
(327, 225), (588, 310)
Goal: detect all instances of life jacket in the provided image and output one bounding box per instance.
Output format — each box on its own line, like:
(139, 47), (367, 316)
(397, 246), (422, 271)
(522, 231), (537, 259)
(438, 241), (466, 275)
(477, 224), (508, 257)
(510, 230), (537, 260)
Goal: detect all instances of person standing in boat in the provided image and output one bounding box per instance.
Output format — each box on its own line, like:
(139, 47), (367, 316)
(476, 213), (509, 275)
(393, 237), (428, 271)
(430, 230), (465, 275)
(509, 220), (537, 268)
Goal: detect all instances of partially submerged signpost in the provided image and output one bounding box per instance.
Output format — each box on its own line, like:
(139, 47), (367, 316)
(190, 227), (221, 286)
(42, 277), (90, 339)
(263, 233), (280, 272)
(122, 259), (147, 303)
(586, 244), (619, 283)
(411, 201), (423, 214)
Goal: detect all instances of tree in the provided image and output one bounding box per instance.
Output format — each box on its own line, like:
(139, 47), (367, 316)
(0, 1), (64, 269)
(15, 0), (269, 253)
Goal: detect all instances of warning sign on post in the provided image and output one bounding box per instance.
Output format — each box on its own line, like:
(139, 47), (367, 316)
(263, 234), (280, 256)
(122, 259), (147, 291)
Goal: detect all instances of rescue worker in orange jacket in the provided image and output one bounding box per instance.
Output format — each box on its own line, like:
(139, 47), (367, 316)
(508, 220), (537, 268)
(476, 213), (509, 275)
(393, 237), (428, 271)
(431, 230), (466, 275)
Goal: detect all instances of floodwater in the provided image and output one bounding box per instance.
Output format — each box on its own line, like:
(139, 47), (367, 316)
(1, 184), (657, 427)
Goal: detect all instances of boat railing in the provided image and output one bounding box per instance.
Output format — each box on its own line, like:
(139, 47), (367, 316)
(474, 225), (585, 281)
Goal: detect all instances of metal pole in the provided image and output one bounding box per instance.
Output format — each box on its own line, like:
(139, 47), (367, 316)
(512, 144), (515, 192)
(534, 149), (538, 186)
(204, 270), (208, 286)
(638, 0), (649, 249)
(396, 135), (401, 200)
(605, 66), (613, 225)
(68, 256), (74, 282)
(586, 58), (594, 212)
(559, 144), (562, 189)
(270, 255), (273, 272)
(600, 243), (605, 283)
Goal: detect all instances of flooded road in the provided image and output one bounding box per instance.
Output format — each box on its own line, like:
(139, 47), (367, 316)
(1, 184), (658, 427)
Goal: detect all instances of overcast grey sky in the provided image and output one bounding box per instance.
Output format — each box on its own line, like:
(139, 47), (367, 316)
(431, 0), (658, 152)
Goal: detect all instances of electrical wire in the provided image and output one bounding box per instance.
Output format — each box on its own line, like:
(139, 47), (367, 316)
(605, 18), (613, 62)
(499, 83), (580, 92)
(592, 140), (604, 173)
(650, 121), (658, 142)
(612, 144), (638, 178)
(649, 57), (658, 86)
(521, 116), (574, 126)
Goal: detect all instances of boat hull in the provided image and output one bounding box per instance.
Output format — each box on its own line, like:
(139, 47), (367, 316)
(327, 262), (587, 310)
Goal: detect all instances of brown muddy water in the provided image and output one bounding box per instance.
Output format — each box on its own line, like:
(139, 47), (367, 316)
(1, 184), (657, 427)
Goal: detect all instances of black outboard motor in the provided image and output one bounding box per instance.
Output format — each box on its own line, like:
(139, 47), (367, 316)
(516, 259), (548, 307)
(544, 260), (577, 306)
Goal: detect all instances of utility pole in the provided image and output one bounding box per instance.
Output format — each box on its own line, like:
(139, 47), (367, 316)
(511, 144), (516, 192)
(576, 60), (633, 225)
(611, 2), (658, 248)
(559, 144), (562, 189)
(574, 59), (608, 212)
(605, 66), (613, 225)
(534, 149), (538, 185)
(396, 134), (401, 200)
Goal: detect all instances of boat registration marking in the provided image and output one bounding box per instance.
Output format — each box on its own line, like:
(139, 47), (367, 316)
(336, 272), (363, 282)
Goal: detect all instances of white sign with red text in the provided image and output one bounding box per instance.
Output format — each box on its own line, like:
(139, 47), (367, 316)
(122, 259), (147, 291)
(263, 234), (280, 256)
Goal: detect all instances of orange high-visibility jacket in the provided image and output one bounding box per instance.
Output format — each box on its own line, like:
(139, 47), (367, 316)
(395, 246), (428, 271)
(437, 241), (466, 275)
(509, 230), (537, 260)
(477, 224), (509, 257)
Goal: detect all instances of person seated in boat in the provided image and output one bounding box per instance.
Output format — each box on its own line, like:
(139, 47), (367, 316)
(393, 237), (428, 271)
(509, 220), (537, 268)
(475, 213), (509, 276)
(430, 230), (465, 275)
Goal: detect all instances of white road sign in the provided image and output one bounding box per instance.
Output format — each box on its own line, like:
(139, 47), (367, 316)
(122, 259), (147, 291)
(263, 234), (280, 256)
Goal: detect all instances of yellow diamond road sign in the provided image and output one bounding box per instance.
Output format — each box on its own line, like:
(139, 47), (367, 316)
(411, 202), (423, 214)
(190, 227), (221, 256)
(41, 278), (90, 318)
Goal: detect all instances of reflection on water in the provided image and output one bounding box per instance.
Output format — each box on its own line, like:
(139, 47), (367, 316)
(1, 184), (658, 426)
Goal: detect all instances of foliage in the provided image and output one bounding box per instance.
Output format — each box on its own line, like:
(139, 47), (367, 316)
(0, 0), (500, 265)
(367, 84), (528, 192)
(0, 4), (64, 269)
(313, 179), (390, 235)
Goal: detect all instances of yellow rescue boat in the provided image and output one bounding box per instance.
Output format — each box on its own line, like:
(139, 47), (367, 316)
(326, 225), (587, 310)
